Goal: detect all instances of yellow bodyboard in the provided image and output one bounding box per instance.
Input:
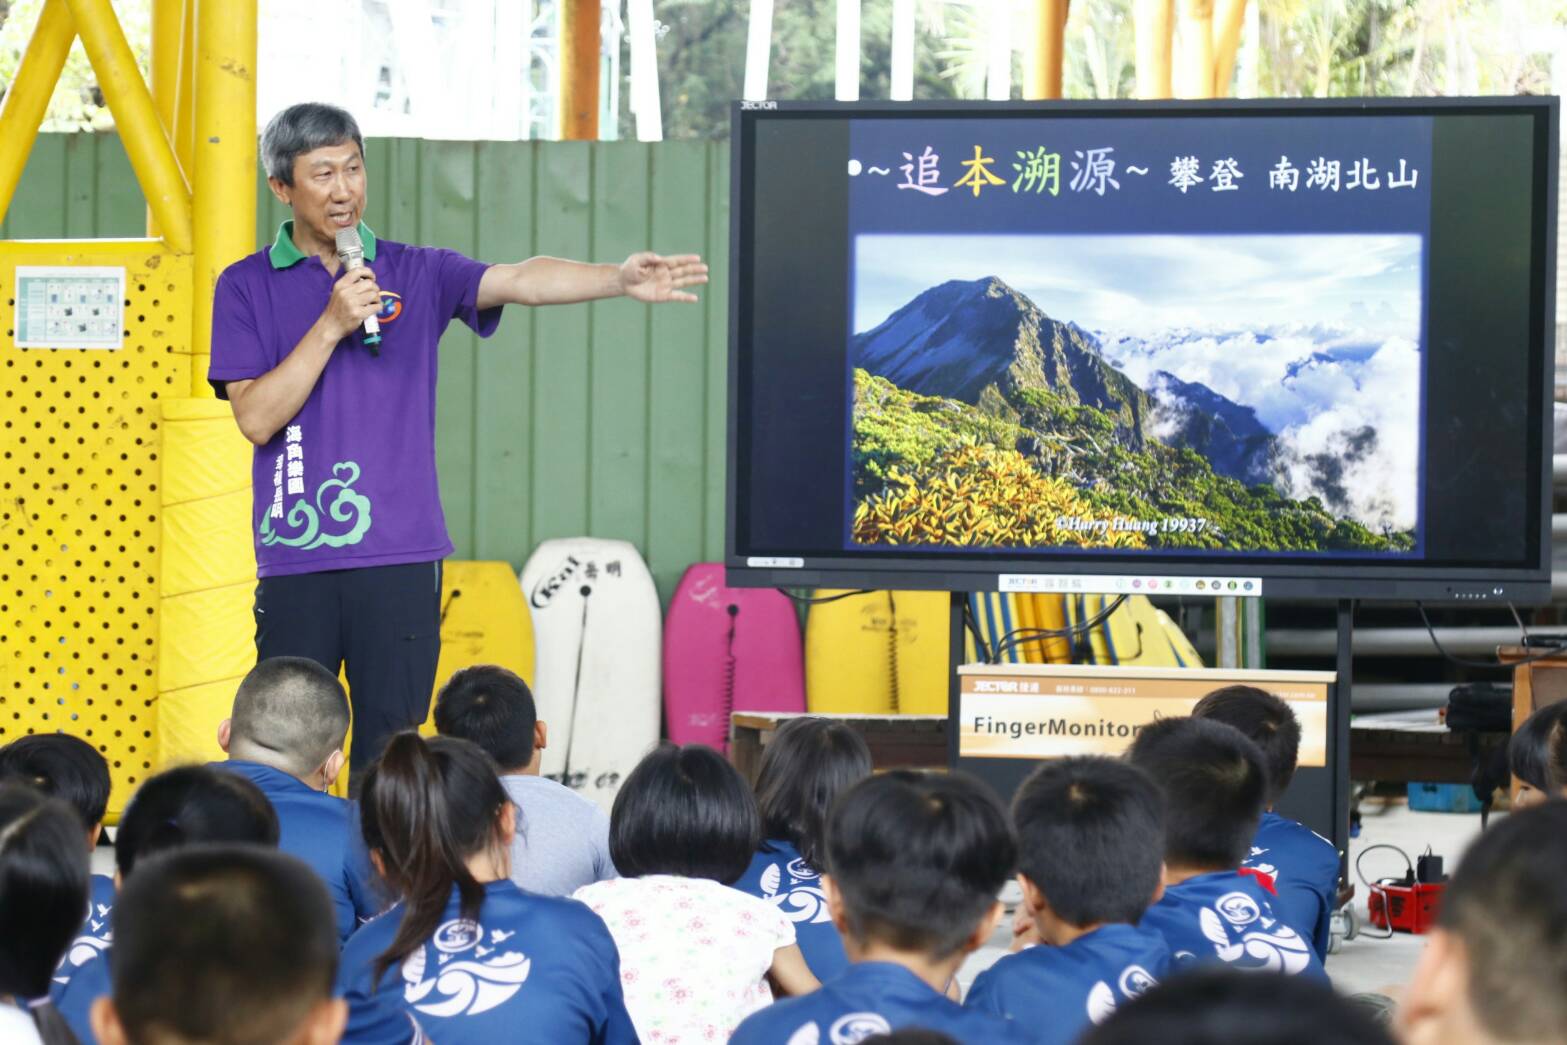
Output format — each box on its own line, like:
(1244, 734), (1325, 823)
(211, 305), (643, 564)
(807, 590), (950, 714)
(423, 561), (537, 729)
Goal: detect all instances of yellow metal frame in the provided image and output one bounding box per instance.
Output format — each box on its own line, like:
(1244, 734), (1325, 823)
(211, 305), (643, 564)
(0, 1), (257, 816)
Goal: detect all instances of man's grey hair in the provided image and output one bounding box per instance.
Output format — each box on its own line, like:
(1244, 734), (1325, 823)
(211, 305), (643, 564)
(229, 657), (351, 777)
(261, 103), (364, 186)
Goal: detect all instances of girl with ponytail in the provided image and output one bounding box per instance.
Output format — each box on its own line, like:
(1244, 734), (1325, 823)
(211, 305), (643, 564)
(338, 732), (636, 1044)
(0, 784), (91, 1045)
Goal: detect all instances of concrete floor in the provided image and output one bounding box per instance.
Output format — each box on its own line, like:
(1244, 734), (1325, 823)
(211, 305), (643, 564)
(957, 797), (1490, 1000)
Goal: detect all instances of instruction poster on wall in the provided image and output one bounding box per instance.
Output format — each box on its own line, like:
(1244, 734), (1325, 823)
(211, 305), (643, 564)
(14, 266), (125, 349)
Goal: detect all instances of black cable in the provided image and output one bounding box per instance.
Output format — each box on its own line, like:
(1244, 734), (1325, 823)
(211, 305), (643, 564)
(990, 595), (1131, 663)
(775, 587), (873, 605)
(1415, 602), (1562, 671)
(962, 598), (995, 664)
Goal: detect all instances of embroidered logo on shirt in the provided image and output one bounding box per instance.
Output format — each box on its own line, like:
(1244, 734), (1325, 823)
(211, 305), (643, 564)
(759, 857), (833, 924)
(1085, 963), (1159, 1024)
(377, 292), (403, 324)
(828, 1013), (894, 1044)
(401, 918), (531, 1018)
(1198, 891), (1312, 974)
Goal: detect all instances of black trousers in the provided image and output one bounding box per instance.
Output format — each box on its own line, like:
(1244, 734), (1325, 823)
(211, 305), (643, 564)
(254, 560), (442, 785)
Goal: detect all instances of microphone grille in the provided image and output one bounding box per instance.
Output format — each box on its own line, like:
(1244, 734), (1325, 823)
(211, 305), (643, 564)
(334, 226), (363, 256)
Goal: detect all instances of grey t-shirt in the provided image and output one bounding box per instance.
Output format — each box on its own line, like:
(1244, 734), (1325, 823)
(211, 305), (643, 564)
(502, 774), (617, 896)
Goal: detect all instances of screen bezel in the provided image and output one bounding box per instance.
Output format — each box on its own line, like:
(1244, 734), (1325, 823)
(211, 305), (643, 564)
(726, 97), (1559, 602)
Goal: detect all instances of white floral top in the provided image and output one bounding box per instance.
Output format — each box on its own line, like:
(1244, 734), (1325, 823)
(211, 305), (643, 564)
(573, 874), (795, 1044)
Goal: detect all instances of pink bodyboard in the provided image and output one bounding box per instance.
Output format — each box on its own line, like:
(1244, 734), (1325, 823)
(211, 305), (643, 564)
(663, 562), (807, 751)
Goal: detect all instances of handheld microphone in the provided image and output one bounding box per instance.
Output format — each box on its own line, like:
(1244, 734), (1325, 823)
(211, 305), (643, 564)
(334, 226), (382, 354)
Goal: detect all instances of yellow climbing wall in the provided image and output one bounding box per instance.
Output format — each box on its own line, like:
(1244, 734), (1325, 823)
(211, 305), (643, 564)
(0, 240), (192, 817)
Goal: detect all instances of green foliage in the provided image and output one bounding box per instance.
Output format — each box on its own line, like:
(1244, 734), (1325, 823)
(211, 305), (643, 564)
(0, 0), (151, 131)
(853, 367), (1417, 554)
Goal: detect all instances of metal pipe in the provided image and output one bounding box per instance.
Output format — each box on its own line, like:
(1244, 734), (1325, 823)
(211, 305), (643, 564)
(189, 0), (257, 395)
(1134, 0), (1174, 99)
(67, 0), (193, 253)
(559, 0), (602, 140)
(1555, 454), (1567, 485)
(148, 0), (187, 238)
(744, 0), (777, 101)
(1352, 683), (1455, 712)
(0, 0), (77, 226)
(1025, 0), (1069, 100)
(1176, 0), (1215, 99)
(1266, 626), (1530, 659)
(1211, 0), (1247, 95)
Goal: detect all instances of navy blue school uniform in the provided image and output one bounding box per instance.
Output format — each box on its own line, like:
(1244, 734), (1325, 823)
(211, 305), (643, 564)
(1243, 811), (1340, 961)
(55, 942), (111, 1044)
(733, 840), (851, 982)
(212, 759), (383, 941)
(1138, 871), (1327, 981)
(338, 879), (636, 1044)
(51, 873), (115, 997)
(731, 962), (1032, 1045)
(965, 923), (1172, 1043)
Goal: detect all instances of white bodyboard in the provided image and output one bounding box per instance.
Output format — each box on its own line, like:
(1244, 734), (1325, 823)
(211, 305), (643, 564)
(520, 538), (662, 813)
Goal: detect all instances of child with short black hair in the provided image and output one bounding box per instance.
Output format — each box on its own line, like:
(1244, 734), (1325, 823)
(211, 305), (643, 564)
(54, 765), (282, 1042)
(434, 664), (616, 896)
(1193, 685), (1340, 959)
(0, 733), (118, 994)
(734, 716), (873, 981)
(0, 784), (90, 1045)
(89, 846), (344, 1045)
(966, 757), (1171, 1042)
(1128, 717), (1325, 980)
(1079, 967), (1393, 1045)
(732, 770), (1030, 1045)
(574, 743), (816, 1043)
(340, 732), (635, 1044)
(1399, 802), (1567, 1045)
(1507, 699), (1567, 808)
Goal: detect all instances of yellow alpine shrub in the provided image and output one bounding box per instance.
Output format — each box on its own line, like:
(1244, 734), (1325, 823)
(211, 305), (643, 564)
(853, 443), (1146, 548)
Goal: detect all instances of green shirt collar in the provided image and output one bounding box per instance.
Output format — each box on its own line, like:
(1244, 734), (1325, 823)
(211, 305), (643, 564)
(268, 219), (378, 269)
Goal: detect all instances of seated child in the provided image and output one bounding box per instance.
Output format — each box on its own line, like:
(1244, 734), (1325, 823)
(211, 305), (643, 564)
(434, 664), (616, 896)
(731, 770), (1031, 1045)
(1507, 699), (1567, 808)
(574, 743), (817, 1043)
(1399, 802), (1567, 1045)
(734, 716), (873, 981)
(0, 784), (90, 1045)
(0, 733), (117, 991)
(1080, 967), (1393, 1045)
(54, 766), (281, 1043)
(966, 757), (1172, 1042)
(1127, 717), (1325, 980)
(1193, 685), (1340, 959)
(214, 656), (383, 940)
(339, 733), (635, 1044)
(89, 846), (344, 1045)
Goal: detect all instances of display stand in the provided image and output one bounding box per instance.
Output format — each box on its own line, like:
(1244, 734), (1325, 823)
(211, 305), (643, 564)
(946, 592), (1356, 854)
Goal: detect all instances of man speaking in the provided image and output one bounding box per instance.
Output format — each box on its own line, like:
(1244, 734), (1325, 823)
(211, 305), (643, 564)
(209, 103), (706, 786)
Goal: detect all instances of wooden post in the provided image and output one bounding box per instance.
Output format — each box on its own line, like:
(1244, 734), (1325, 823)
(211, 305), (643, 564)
(1177, 0), (1215, 99)
(560, 0), (601, 140)
(1212, 0), (1247, 96)
(1134, 0), (1173, 99)
(1024, 0), (1070, 100)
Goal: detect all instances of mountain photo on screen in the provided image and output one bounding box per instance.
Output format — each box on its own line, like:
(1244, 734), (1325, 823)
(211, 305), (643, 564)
(849, 234), (1423, 555)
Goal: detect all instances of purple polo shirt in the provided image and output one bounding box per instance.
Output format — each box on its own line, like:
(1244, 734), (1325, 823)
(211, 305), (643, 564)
(209, 222), (501, 577)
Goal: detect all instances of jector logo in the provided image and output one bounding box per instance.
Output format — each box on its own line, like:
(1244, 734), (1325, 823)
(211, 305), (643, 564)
(377, 291), (403, 323)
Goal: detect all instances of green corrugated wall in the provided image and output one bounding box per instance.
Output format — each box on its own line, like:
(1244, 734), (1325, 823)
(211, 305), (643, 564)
(3, 134), (731, 600)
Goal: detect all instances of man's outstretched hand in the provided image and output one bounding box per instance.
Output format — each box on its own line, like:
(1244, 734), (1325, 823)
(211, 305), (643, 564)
(619, 252), (709, 303)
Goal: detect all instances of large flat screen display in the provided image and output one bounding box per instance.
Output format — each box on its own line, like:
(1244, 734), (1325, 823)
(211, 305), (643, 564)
(728, 99), (1558, 600)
